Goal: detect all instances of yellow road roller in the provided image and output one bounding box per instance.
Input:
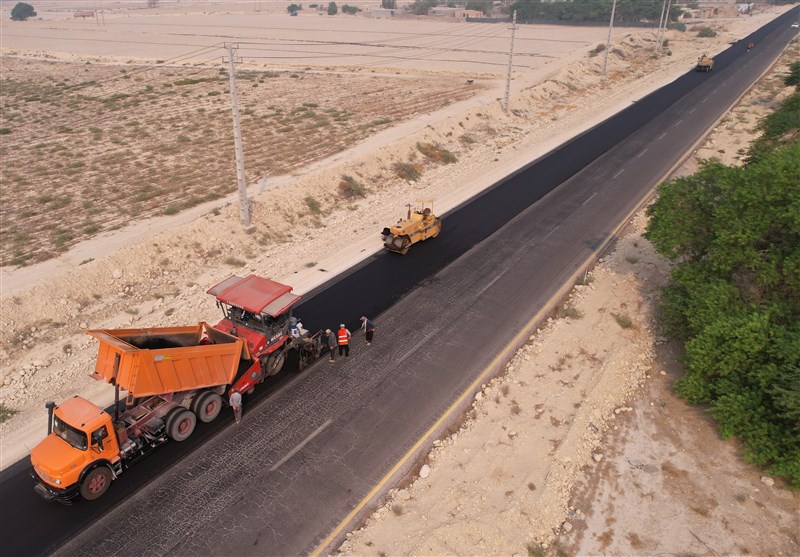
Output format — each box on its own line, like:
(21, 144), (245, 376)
(381, 200), (442, 255)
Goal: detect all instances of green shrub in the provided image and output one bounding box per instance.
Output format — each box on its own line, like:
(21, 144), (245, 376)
(786, 61), (800, 89)
(338, 175), (366, 197)
(0, 403), (17, 423)
(224, 257), (246, 267)
(393, 162), (423, 182)
(417, 142), (457, 164)
(697, 26), (717, 38)
(173, 77), (217, 86)
(305, 196), (322, 214)
(612, 313), (635, 329)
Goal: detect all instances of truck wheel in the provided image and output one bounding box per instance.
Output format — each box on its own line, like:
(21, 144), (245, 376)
(167, 409), (197, 442)
(196, 392), (222, 423)
(80, 467), (112, 501)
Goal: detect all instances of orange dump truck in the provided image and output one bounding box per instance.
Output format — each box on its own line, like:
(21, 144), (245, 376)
(30, 323), (245, 503)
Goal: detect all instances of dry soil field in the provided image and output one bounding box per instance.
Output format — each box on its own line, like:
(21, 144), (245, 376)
(1, 2), (798, 555)
(0, 58), (481, 266)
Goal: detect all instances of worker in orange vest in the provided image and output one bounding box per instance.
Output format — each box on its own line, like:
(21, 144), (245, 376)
(337, 323), (351, 358)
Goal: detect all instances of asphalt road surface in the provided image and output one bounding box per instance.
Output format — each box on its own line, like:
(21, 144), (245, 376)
(1, 8), (797, 556)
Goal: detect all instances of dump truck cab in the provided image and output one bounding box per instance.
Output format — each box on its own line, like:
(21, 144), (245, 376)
(30, 396), (120, 502)
(208, 275), (302, 389)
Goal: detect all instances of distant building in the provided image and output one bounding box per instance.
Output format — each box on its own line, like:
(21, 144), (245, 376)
(369, 7), (396, 18)
(429, 7), (484, 19)
(693, 0), (740, 18)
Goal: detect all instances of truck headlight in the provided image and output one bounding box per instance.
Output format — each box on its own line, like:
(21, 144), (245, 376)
(35, 465), (61, 486)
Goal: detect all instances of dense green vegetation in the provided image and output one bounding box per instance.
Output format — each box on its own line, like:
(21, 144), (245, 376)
(645, 89), (800, 486)
(508, 0), (681, 23)
(10, 2), (36, 20)
(409, 0), (437, 15)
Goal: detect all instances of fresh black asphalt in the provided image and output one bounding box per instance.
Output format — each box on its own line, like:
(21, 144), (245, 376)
(0, 8), (796, 556)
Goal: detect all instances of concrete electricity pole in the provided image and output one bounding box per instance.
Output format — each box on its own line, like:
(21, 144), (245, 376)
(659, 0), (673, 51)
(603, 0), (617, 74)
(656, 0), (667, 50)
(224, 43), (255, 232)
(503, 10), (517, 115)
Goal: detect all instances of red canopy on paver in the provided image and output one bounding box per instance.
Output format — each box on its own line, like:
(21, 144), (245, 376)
(207, 275), (300, 317)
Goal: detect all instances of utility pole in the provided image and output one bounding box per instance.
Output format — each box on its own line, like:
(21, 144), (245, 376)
(659, 0), (673, 52)
(503, 10), (517, 115)
(224, 43), (255, 233)
(603, 0), (617, 74)
(656, 0), (667, 51)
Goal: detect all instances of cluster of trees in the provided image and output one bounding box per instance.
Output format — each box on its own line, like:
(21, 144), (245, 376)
(409, 0), (437, 15)
(10, 2), (36, 21)
(406, 0), (493, 16)
(289, 2), (355, 15)
(508, 0), (682, 23)
(645, 71), (800, 486)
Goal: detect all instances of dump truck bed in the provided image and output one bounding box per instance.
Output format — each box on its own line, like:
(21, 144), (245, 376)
(87, 323), (244, 397)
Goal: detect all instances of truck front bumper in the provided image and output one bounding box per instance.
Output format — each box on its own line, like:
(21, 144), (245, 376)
(31, 470), (79, 504)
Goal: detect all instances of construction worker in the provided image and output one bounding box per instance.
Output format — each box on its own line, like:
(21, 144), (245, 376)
(326, 328), (337, 362)
(337, 323), (351, 358)
(360, 316), (375, 345)
(229, 391), (242, 424)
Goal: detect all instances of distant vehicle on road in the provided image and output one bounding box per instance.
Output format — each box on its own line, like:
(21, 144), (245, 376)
(791, 22), (799, 29)
(696, 53), (715, 72)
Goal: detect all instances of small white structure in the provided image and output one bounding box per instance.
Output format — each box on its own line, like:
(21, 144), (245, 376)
(429, 7), (484, 19)
(369, 7), (396, 18)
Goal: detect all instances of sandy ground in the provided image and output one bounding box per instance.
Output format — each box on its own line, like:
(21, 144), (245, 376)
(1, 2), (798, 554)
